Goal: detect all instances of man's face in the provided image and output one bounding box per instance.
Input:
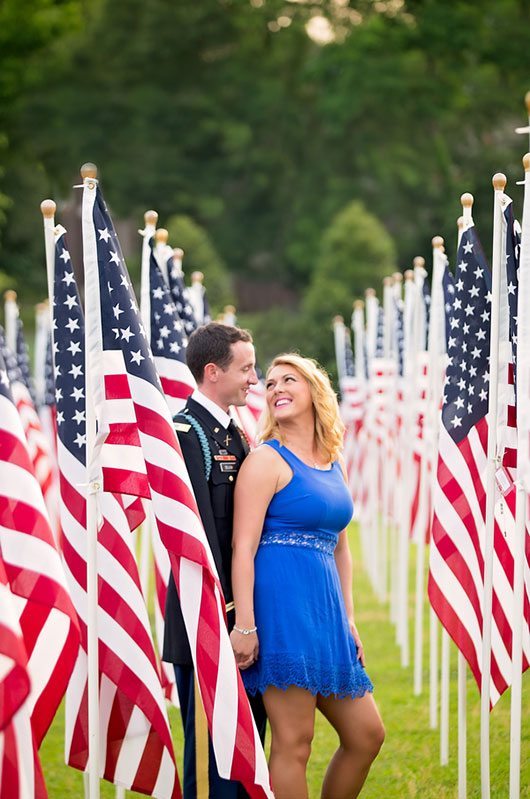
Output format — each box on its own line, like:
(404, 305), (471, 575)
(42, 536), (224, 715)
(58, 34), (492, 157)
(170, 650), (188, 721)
(215, 341), (258, 408)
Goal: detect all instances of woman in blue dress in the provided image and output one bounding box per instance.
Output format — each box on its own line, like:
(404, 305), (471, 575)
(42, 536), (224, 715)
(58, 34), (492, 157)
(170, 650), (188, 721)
(231, 353), (384, 799)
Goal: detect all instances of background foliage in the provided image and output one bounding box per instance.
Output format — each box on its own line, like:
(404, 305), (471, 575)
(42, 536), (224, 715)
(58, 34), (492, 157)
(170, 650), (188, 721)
(2, 0), (530, 371)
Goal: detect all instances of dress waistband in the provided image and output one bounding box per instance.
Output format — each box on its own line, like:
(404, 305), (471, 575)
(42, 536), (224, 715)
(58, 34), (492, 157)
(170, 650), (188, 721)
(258, 530), (337, 555)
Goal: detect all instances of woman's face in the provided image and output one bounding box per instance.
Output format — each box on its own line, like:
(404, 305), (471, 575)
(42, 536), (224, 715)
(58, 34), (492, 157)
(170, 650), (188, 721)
(265, 363), (314, 422)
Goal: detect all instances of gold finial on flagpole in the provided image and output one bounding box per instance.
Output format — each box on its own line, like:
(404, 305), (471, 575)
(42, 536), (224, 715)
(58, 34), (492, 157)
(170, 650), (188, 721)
(393, 271), (403, 283)
(525, 92), (530, 115)
(404, 270), (414, 281)
(144, 210), (158, 227)
(353, 299), (364, 310)
(461, 193), (473, 209)
(173, 247), (184, 259)
(80, 163), (98, 179)
(523, 153), (530, 171)
(333, 315), (344, 324)
(191, 271), (204, 283)
(365, 287), (376, 297)
(492, 173), (507, 191)
(413, 256), (425, 269)
(457, 216), (464, 230)
(40, 199), (56, 219)
(432, 236), (444, 249)
(155, 228), (169, 245)
(4, 289), (17, 302)
(225, 304), (236, 314)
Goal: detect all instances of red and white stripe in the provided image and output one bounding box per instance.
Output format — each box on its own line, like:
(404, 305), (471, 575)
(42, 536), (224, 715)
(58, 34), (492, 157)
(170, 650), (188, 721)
(232, 380), (266, 447)
(94, 350), (273, 797)
(150, 515), (180, 705)
(0, 553), (47, 799)
(58, 440), (180, 797)
(0, 389), (79, 747)
(428, 416), (530, 706)
(154, 355), (195, 418)
(10, 380), (60, 539)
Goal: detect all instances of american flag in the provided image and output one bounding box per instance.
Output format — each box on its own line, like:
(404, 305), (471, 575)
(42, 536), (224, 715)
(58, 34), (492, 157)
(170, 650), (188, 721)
(166, 248), (198, 336)
(0, 343), (80, 747)
(15, 318), (37, 406)
(148, 241), (196, 416)
(50, 226), (180, 797)
(82, 179), (272, 798)
(0, 321), (59, 536)
(428, 222), (530, 705)
(0, 547), (47, 799)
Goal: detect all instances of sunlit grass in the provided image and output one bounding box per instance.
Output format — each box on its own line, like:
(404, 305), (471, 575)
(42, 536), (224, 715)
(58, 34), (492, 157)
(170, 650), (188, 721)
(39, 524), (529, 797)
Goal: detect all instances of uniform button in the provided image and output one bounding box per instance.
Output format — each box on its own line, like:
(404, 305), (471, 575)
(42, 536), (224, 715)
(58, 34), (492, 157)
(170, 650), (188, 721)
(214, 427), (220, 433)
(228, 475), (234, 482)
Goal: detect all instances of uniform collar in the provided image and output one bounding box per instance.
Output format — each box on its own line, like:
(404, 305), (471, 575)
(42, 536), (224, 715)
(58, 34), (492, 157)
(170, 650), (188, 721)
(192, 389), (232, 430)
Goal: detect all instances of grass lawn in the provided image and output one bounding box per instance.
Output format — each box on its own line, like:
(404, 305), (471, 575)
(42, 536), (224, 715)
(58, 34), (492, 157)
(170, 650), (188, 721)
(40, 524), (529, 797)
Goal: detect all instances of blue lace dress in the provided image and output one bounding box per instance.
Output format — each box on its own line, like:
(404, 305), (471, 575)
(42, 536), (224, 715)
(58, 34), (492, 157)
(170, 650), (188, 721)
(242, 439), (373, 699)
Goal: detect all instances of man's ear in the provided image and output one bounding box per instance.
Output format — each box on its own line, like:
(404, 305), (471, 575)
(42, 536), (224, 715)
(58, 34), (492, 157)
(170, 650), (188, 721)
(203, 362), (219, 383)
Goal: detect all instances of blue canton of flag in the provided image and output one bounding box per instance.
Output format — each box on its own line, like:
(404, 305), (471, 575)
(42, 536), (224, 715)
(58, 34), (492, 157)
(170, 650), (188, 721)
(52, 230), (86, 463)
(16, 319), (37, 404)
(0, 326), (23, 386)
(149, 243), (189, 362)
(167, 254), (197, 336)
(344, 326), (355, 377)
(442, 265), (456, 351)
(394, 298), (404, 376)
(44, 333), (56, 407)
(374, 306), (385, 358)
(423, 275), (432, 333)
(504, 201), (521, 372)
(442, 226), (491, 442)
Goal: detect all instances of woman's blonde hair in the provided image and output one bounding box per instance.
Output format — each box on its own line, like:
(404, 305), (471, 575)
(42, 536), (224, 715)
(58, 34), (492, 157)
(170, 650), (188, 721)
(258, 353), (345, 463)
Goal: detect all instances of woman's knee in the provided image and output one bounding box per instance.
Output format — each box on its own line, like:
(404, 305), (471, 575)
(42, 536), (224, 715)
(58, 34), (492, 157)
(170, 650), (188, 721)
(271, 725), (314, 767)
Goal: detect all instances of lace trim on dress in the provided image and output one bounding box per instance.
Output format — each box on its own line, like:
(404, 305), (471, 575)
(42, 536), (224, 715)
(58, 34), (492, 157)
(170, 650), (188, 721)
(259, 530), (337, 555)
(243, 654), (374, 699)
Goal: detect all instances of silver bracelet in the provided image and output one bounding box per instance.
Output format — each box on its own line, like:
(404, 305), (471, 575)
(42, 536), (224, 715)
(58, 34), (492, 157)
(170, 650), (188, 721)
(233, 625), (257, 635)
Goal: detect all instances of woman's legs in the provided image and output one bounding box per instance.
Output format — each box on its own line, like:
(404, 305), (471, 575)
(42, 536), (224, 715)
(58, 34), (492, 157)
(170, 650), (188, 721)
(317, 692), (385, 799)
(262, 686), (317, 799)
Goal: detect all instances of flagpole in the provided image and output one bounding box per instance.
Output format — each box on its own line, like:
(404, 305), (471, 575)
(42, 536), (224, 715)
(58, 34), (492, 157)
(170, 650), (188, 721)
(412, 256), (429, 697)
(514, 91), (530, 150)
(480, 172), (507, 799)
(509, 153), (530, 799)
(4, 289), (18, 352)
(79, 163), (102, 799)
(189, 271), (206, 325)
(34, 302), (49, 407)
(365, 288), (379, 594)
(333, 316), (346, 381)
(456, 199), (472, 799)
(138, 210), (158, 599)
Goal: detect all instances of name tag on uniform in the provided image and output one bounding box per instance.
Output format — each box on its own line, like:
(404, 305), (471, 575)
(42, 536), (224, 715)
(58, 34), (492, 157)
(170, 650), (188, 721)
(220, 462), (239, 473)
(174, 422), (191, 432)
(214, 454), (237, 462)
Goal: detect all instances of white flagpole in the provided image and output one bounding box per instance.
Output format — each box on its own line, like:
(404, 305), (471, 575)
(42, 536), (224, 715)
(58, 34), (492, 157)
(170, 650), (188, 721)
(510, 153), (530, 799)
(365, 288), (380, 594)
(189, 271), (206, 325)
(333, 316), (347, 381)
(34, 301), (49, 407)
(389, 272), (403, 628)
(380, 276), (395, 603)
(4, 289), (19, 353)
(456, 198), (473, 798)
(480, 172), (507, 799)
(138, 211), (158, 600)
(412, 256), (428, 696)
(80, 163), (103, 799)
(514, 91), (530, 151)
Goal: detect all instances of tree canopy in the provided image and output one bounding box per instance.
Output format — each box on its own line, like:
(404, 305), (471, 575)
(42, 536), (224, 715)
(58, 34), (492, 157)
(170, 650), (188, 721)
(2, 0), (530, 362)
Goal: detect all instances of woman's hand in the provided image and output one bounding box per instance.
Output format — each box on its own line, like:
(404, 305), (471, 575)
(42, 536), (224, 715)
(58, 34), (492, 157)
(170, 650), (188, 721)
(230, 628), (259, 671)
(349, 619), (366, 667)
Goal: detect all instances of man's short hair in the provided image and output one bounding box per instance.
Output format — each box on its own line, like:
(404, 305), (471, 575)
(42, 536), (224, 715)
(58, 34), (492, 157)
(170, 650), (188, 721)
(186, 322), (253, 383)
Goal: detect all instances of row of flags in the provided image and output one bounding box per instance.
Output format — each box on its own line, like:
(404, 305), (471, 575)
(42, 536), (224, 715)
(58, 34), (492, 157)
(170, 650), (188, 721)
(0, 174), (269, 797)
(335, 172), (530, 795)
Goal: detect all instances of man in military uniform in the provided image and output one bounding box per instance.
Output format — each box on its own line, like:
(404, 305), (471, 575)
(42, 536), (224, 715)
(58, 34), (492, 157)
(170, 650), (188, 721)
(163, 322), (266, 799)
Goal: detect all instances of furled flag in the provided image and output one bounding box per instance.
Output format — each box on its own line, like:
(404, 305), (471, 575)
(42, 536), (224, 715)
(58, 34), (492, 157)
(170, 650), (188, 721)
(82, 178), (272, 799)
(167, 248), (198, 335)
(49, 226), (180, 797)
(428, 222), (530, 705)
(0, 545), (47, 799)
(148, 241), (196, 415)
(0, 340), (80, 746)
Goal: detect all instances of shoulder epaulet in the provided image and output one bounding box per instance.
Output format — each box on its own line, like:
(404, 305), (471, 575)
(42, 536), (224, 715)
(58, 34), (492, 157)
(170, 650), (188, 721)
(173, 411), (212, 480)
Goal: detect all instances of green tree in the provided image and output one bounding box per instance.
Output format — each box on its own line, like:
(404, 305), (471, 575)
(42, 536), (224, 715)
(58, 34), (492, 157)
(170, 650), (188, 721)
(303, 200), (396, 367)
(165, 214), (233, 313)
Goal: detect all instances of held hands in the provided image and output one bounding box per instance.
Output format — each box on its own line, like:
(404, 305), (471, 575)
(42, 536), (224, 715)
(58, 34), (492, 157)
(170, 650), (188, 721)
(230, 626), (259, 671)
(349, 619), (366, 667)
